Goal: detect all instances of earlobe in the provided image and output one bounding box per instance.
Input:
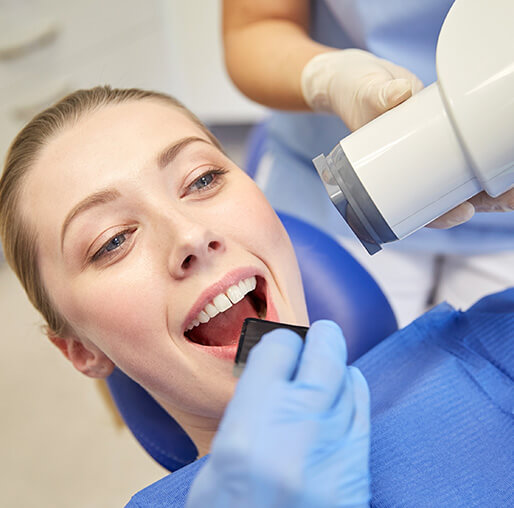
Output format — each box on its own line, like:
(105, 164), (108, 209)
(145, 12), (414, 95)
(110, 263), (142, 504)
(48, 334), (115, 378)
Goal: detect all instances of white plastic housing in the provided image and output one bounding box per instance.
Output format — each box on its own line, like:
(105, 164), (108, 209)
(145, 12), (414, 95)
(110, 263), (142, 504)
(437, 0), (514, 197)
(339, 83), (481, 238)
(336, 0), (514, 240)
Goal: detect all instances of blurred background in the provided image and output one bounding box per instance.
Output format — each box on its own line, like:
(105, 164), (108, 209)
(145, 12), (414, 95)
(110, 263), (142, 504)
(0, 1), (266, 506)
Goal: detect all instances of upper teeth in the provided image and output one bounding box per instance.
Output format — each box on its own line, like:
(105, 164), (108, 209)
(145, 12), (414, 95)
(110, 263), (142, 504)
(185, 276), (257, 331)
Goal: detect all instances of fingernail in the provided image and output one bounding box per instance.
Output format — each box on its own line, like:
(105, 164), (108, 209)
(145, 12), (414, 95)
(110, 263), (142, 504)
(385, 79), (411, 105)
(445, 202), (475, 227)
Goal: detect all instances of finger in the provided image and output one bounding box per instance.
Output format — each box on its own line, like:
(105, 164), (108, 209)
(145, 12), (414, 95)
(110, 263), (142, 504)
(378, 78), (413, 110)
(321, 366), (370, 442)
(386, 61), (425, 94)
(468, 188), (514, 212)
(426, 201), (475, 228)
(330, 367), (371, 497)
(293, 320), (348, 412)
(241, 328), (304, 385)
(352, 77), (411, 129)
(228, 329), (304, 417)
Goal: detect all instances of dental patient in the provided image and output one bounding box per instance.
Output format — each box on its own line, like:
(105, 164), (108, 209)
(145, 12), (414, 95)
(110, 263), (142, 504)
(1, 87), (511, 508)
(0, 86), (313, 455)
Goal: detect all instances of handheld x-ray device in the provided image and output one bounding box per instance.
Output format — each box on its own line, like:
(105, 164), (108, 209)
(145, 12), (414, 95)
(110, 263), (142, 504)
(313, 0), (514, 254)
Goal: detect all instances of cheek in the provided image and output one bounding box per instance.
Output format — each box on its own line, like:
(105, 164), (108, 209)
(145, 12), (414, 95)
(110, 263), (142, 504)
(222, 181), (288, 248)
(246, 195), (294, 263)
(220, 182), (305, 299)
(59, 267), (168, 358)
(231, 182), (308, 320)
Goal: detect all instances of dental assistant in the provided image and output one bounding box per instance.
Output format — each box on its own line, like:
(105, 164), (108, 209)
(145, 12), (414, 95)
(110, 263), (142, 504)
(222, 0), (514, 327)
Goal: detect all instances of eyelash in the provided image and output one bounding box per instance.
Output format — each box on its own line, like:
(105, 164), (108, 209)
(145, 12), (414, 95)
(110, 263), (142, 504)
(90, 168), (227, 263)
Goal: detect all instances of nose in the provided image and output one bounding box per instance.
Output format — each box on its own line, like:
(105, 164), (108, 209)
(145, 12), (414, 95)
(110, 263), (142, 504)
(167, 217), (225, 279)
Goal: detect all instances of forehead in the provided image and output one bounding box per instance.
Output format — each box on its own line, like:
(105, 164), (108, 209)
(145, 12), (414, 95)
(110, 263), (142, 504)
(37, 99), (209, 174)
(21, 100), (211, 232)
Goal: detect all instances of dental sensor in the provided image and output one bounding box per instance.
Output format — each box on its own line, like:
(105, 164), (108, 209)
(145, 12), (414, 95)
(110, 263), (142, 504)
(234, 318), (309, 377)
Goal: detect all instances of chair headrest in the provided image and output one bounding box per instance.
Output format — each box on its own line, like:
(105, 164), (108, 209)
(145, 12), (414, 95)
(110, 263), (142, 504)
(279, 213), (397, 361)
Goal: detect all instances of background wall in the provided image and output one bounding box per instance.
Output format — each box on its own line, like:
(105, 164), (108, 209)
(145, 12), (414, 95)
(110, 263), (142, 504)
(0, 1), (266, 506)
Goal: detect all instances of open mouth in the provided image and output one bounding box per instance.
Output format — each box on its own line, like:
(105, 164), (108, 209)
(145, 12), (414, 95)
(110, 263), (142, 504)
(184, 275), (267, 347)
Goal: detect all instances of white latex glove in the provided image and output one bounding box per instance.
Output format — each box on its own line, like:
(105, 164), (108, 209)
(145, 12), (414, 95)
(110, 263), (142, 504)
(301, 49), (514, 228)
(426, 188), (514, 229)
(301, 49), (424, 131)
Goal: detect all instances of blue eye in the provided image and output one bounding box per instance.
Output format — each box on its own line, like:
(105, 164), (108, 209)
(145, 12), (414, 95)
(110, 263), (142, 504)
(191, 173), (214, 191)
(91, 230), (132, 263)
(105, 233), (126, 252)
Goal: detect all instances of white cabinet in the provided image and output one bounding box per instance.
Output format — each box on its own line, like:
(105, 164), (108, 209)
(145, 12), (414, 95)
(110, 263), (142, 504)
(159, 1), (266, 124)
(1, 1), (171, 157)
(0, 0), (265, 160)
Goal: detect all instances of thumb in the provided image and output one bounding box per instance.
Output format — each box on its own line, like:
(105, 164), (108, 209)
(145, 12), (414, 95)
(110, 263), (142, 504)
(378, 78), (413, 111)
(426, 201), (475, 229)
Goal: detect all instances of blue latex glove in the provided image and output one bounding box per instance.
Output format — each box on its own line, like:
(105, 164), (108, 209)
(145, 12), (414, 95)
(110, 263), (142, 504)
(186, 320), (370, 508)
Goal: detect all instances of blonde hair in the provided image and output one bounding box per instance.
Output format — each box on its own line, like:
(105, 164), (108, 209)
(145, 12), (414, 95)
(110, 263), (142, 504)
(0, 86), (221, 336)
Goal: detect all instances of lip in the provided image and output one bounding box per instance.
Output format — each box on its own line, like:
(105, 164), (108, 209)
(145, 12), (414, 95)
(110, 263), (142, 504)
(189, 343), (240, 361)
(181, 267), (268, 334)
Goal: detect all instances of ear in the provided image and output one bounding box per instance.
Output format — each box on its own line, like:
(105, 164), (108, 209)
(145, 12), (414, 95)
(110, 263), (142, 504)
(48, 332), (115, 379)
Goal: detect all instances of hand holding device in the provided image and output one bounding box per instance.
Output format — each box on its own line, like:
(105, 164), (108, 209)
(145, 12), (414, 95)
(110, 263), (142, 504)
(301, 49), (478, 232)
(186, 320), (371, 508)
(312, 0), (514, 254)
(301, 48), (424, 131)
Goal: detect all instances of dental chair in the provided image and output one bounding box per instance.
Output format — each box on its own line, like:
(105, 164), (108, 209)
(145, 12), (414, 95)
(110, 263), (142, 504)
(106, 210), (398, 472)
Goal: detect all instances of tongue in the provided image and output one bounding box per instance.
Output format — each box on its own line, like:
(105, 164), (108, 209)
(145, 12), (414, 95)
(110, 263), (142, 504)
(191, 295), (260, 347)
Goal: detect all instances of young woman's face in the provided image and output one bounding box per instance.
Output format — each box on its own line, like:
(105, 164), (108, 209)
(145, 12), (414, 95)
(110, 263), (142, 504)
(22, 100), (308, 427)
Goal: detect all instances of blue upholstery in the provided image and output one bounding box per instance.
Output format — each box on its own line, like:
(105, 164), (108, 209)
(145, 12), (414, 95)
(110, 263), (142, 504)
(107, 369), (198, 472)
(106, 212), (397, 472)
(280, 213), (397, 359)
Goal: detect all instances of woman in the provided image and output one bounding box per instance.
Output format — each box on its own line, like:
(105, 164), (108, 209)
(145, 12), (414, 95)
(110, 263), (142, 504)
(1, 86), (372, 506)
(1, 87), (511, 508)
(0, 86), (314, 456)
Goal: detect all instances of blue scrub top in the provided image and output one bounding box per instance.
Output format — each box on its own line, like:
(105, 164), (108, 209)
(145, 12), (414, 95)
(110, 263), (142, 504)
(261, 0), (514, 253)
(126, 288), (514, 507)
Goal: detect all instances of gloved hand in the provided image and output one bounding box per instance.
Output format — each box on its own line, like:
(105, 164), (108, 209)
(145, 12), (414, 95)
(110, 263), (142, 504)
(301, 48), (424, 131)
(426, 187), (514, 228)
(301, 49), (514, 228)
(186, 320), (370, 508)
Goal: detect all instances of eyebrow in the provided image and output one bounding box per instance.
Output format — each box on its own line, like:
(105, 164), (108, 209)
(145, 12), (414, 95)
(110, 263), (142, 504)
(61, 188), (121, 251)
(157, 136), (213, 170)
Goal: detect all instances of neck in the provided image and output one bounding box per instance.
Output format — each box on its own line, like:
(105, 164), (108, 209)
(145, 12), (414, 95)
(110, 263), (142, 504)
(155, 397), (220, 458)
(183, 423), (218, 457)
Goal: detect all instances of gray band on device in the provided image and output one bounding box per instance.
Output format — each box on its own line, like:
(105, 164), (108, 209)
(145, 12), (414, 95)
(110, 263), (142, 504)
(313, 144), (397, 254)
